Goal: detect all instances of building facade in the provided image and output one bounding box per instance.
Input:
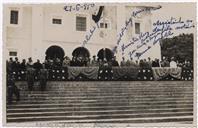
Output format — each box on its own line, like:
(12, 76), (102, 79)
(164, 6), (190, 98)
(3, 4), (161, 62)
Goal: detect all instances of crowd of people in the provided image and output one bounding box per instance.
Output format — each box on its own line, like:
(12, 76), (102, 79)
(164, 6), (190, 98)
(6, 55), (193, 104)
(7, 56), (193, 72)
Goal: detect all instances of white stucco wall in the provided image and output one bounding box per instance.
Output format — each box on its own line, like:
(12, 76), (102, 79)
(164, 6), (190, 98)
(4, 5), (32, 61)
(3, 4), (161, 63)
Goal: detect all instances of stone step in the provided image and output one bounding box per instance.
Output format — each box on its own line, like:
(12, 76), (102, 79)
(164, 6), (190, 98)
(19, 91), (193, 96)
(7, 113), (193, 122)
(19, 94), (193, 99)
(11, 98), (192, 105)
(26, 116), (193, 123)
(7, 110), (193, 118)
(15, 81), (193, 86)
(17, 94), (192, 99)
(19, 91), (193, 95)
(17, 84), (193, 88)
(7, 106), (193, 113)
(7, 102), (193, 109)
(18, 89), (193, 94)
(9, 99), (193, 105)
(17, 85), (193, 90)
(17, 89), (193, 94)
(16, 86), (193, 91)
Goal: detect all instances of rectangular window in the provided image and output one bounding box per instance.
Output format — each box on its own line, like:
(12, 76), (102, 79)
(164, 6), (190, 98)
(105, 23), (108, 28)
(10, 10), (18, 24)
(52, 18), (62, 24)
(99, 22), (110, 29)
(135, 23), (140, 34)
(100, 23), (104, 28)
(9, 51), (17, 56)
(76, 16), (86, 31)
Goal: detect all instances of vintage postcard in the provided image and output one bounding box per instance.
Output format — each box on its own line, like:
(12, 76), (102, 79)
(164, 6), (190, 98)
(1, 1), (197, 127)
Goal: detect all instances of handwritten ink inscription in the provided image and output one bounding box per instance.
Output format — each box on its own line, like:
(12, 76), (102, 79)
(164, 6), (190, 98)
(113, 7), (195, 60)
(64, 4), (95, 12)
(112, 6), (162, 54)
(121, 17), (194, 60)
(82, 23), (100, 47)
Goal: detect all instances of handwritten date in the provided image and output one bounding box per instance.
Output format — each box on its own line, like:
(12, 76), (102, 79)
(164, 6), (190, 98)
(64, 4), (95, 12)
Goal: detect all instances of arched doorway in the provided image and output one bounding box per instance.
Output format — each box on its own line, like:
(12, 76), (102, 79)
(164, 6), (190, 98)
(72, 47), (90, 58)
(71, 47), (90, 66)
(97, 48), (114, 61)
(45, 45), (65, 60)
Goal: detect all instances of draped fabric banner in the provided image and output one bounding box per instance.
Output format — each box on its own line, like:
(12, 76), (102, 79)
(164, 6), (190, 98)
(152, 67), (182, 80)
(68, 67), (99, 80)
(112, 67), (140, 79)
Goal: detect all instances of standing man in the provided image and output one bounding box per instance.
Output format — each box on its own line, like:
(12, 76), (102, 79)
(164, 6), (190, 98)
(120, 57), (126, 67)
(27, 57), (33, 68)
(33, 59), (43, 79)
(91, 55), (98, 66)
(39, 64), (48, 91)
(170, 57), (177, 68)
(26, 66), (35, 91)
(7, 74), (20, 104)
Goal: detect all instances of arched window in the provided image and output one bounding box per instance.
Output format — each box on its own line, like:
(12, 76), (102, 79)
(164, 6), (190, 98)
(97, 48), (114, 61)
(72, 47), (90, 58)
(71, 47), (90, 66)
(45, 45), (65, 61)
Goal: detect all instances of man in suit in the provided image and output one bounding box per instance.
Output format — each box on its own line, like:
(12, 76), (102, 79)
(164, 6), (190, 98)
(26, 66), (35, 91)
(39, 64), (48, 91)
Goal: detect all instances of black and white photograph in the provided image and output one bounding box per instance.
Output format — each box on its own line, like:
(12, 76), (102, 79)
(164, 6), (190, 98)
(1, 1), (197, 127)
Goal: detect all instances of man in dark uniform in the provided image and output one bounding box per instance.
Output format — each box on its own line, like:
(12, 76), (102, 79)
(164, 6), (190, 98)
(70, 56), (77, 66)
(20, 59), (26, 70)
(12, 57), (20, 72)
(26, 66), (35, 91)
(7, 74), (20, 104)
(39, 64), (48, 91)
(33, 59), (42, 79)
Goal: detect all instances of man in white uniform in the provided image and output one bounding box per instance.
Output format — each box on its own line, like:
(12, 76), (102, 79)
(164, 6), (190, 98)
(170, 57), (177, 68)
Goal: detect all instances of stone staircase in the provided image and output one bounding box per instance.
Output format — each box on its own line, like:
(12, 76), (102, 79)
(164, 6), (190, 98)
(6, 81), (193, 124)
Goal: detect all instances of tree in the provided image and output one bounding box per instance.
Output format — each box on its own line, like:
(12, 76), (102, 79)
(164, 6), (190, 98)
(161, 33), (193, 63)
